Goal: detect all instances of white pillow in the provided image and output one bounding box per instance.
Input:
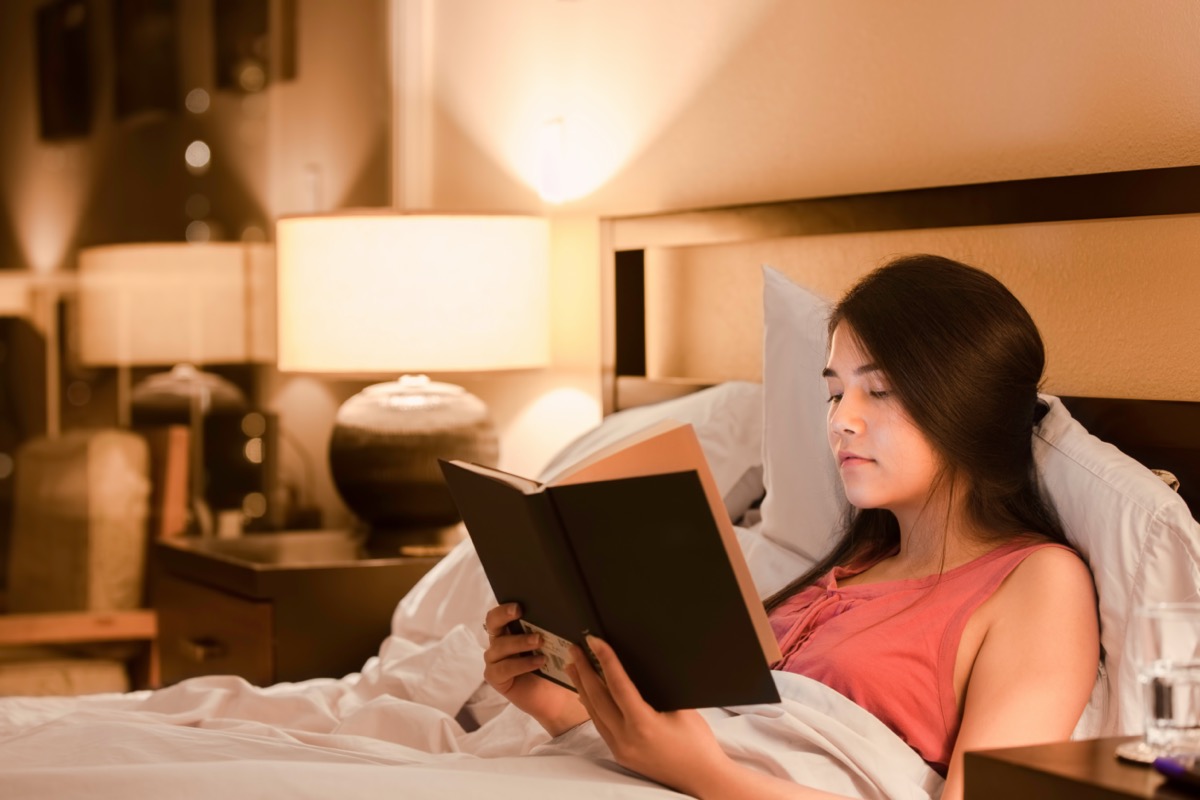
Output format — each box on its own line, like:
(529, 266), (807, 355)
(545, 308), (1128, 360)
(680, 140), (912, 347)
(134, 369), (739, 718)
(759, 266), (845, 564)
(734, 518), (818, 599)
(392, 381), (766, 643)
(1034, 394), (1200, 738)
(537, 380), (765, 522)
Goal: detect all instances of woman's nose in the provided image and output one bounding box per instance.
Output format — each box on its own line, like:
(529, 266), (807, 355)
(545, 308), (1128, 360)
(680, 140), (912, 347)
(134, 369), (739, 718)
(829, 394), (863, 434)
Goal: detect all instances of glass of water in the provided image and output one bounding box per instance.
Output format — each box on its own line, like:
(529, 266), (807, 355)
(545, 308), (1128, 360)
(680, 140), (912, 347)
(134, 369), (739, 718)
(1119, 602), (1200, 763)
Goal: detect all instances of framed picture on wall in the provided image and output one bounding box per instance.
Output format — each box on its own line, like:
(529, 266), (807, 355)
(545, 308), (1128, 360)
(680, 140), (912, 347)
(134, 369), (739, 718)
(113, 0), (181, 121)
(213, 0), (296, 93)
(35, 0), (92, 140)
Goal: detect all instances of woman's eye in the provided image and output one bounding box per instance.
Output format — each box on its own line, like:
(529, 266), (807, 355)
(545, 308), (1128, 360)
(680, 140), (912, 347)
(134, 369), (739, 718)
(870, 390), (891, 399)
(826, 393), (843, 404)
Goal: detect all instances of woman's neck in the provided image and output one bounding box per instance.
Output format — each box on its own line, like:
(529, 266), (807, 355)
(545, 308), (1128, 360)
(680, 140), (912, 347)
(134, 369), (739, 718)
(886, 486), (992, 578)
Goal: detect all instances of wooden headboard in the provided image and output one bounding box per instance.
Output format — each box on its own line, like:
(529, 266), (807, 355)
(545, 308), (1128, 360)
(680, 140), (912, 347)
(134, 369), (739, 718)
(599, 165), (1200, 518)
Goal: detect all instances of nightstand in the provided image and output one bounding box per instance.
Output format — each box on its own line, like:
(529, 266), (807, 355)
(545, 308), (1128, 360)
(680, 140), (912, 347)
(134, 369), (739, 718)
(152, 530), (444, 686)
(964, 736), (1185, 799)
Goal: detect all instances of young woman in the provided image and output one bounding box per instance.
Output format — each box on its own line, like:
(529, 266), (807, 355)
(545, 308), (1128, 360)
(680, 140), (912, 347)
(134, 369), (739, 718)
(481, 255), (1100, 800)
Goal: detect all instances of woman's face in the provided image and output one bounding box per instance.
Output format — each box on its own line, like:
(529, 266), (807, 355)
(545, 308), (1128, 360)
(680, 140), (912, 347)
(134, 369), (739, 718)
(823, 323), (941, 519)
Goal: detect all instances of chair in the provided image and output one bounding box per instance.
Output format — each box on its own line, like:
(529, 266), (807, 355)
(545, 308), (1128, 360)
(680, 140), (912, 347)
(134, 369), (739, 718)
(0, 608), (158, 694)
(0, 428), (160, 695)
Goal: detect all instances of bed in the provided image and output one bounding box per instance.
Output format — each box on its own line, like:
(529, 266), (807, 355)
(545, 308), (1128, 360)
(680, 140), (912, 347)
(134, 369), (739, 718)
(3, 167), (1200, 799)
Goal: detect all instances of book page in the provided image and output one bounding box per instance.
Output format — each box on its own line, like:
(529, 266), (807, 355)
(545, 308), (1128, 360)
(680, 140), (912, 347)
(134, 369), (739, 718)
(552, 421), (781, 664)
(549, 418), (688, 484)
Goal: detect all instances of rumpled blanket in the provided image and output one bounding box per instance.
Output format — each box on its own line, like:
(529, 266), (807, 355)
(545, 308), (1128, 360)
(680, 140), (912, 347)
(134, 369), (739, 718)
(0, 625), (943, 799)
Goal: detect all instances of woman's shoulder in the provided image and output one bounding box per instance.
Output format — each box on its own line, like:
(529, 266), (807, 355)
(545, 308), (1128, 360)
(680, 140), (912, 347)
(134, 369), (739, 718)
(990, 538), (1095, 614)
(966, 537), (1100, 705)
(961, 536), (1095, 636)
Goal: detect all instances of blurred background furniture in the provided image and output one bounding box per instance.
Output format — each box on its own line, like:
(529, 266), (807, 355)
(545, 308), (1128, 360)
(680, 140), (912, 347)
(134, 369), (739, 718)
(0, 427), (158, 695)
(153, 530), (440, 685)
(0, 609), (157, 695)
(77, 242), (280, 537)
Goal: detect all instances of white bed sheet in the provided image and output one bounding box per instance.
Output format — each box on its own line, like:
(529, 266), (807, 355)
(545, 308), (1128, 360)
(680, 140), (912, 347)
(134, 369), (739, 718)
(0, 623), (943, 799)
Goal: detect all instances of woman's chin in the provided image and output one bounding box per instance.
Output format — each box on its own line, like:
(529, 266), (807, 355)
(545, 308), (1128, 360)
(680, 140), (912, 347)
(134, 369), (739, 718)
(842, 486), (890, 511)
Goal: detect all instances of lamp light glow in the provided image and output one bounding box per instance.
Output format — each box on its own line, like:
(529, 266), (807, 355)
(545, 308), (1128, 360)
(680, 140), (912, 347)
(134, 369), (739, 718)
(78, 242), (275, 366)
(276, 213), (550, 374)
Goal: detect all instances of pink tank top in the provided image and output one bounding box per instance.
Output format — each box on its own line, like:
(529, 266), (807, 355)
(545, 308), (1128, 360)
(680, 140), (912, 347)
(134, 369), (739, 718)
(768, 540), (1072, 773)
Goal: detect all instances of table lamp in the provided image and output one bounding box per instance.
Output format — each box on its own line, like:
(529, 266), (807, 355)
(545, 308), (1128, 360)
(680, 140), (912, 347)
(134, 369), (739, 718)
(274, 212), (550, 552)
(77, 241), (276, 535)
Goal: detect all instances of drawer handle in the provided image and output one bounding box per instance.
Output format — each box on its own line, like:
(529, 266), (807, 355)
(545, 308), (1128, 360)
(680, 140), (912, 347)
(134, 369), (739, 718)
(179, 637), (228, 662)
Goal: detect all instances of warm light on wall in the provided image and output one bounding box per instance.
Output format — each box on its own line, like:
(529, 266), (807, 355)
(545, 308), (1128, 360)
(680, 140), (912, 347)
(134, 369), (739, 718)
(432, 0), (775, 204)
(537, 118), (566, 204)
(515, 104), (637, 204)
(12, 155), (92, 274)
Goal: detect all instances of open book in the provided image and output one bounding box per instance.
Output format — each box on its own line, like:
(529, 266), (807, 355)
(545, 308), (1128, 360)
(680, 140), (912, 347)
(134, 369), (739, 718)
(439, 420), (780, 711)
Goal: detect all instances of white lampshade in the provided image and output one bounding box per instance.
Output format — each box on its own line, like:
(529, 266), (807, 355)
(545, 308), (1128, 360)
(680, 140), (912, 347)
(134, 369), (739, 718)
(275, 213), (549, 374)
(78, 242), (275, 366)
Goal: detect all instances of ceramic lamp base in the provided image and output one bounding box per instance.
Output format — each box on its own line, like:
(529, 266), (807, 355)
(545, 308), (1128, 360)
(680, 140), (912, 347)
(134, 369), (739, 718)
(328, 375), (499, 533)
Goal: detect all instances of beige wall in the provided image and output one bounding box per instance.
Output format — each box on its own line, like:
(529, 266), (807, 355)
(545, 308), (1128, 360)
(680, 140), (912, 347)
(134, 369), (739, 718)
(415, 0), (1200, 463)
(427, 0), (1200, 214)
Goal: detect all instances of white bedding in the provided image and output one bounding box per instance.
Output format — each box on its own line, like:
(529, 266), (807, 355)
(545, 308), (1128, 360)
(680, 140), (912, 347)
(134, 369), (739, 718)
(0, 623), (943, 799)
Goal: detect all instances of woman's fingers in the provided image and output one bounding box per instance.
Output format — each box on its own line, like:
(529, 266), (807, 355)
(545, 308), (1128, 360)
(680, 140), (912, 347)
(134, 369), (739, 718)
(481, 604), (546, 692)
(569, 641), (624, 725)
(584, 635), (648, 714)
(567, 661), (615, 743)
(483, 631), (543, 664)
(484, 651), (546, 687)
(483, 603), (520, 638)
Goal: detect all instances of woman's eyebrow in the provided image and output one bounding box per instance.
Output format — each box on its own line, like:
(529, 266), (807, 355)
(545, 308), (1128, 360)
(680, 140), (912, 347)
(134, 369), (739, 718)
(821, 363), (881, 378)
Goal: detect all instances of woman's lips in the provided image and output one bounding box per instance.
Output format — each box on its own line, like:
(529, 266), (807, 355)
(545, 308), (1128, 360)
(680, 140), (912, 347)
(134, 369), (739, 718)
(838, 452), (873, 468)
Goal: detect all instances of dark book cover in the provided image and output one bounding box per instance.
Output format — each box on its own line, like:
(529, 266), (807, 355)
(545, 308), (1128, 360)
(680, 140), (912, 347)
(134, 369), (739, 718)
(440, 433), (779, 710)
(438, 460), (604, 688)
(548, 471), (779, 710)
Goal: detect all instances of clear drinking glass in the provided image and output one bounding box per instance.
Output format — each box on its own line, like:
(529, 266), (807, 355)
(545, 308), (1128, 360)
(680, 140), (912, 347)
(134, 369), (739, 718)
(1117, 602), (1200, 763)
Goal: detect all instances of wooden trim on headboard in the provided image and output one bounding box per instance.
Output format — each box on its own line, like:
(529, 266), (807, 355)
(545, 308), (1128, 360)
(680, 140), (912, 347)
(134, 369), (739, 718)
(601, 164), (1200, 415)
(607, 164), (1200, 251)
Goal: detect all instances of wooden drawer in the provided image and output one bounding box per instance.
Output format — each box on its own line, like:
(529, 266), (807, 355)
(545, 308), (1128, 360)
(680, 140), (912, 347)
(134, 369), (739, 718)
(155, 573), (273, 686)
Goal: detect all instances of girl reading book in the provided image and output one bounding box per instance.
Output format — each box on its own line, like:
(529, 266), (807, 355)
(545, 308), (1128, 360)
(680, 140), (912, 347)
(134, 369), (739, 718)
(482, 254), (1100, 800)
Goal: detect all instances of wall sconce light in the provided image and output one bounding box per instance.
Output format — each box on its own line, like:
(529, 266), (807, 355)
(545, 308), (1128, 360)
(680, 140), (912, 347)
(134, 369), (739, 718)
(538, 118), (566, 204)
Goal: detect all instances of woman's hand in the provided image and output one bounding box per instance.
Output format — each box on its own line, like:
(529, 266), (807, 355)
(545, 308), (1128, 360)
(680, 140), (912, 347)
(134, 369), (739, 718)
(566, 635), (735, 796)
(482, 603), (589, 736)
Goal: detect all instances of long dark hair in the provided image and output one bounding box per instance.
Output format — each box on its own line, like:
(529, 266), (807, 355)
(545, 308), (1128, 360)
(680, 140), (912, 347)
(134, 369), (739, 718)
(765, 254), (1070, 611)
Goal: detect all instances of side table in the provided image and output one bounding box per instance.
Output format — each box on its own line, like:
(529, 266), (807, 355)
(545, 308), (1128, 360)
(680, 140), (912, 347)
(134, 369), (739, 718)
(152, 530), (445, 686)
(964, 736), (1188, 799)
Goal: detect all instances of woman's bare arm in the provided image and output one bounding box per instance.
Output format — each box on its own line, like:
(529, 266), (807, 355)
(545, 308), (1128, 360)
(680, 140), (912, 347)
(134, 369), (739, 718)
(940, 546), (1100, 800)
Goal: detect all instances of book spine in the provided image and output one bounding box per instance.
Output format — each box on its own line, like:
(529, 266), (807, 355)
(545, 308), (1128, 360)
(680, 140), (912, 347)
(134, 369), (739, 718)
(529, 491), (606, 641)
